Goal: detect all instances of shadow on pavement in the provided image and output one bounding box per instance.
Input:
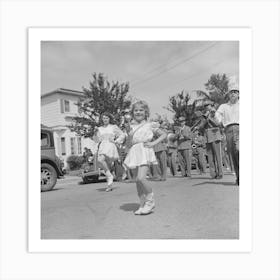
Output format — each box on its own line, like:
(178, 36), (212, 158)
(190, 177), (215, 180)
(96, 187), (110, 192)
(78, 181), (86, 185)
(193, 181), (237, 186)
(78, 178), (107, 185)
(119, 202), (139, 212)
(42, 187), (64, 192)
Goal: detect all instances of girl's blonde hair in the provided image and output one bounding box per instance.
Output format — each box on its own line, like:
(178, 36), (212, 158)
(131, 100), (150, 120)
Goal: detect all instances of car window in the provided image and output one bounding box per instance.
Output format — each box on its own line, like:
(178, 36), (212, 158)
(41, 133), (49, 147)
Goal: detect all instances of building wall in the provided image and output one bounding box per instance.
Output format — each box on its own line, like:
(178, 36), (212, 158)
(41, 93), (61, 127)
(41, 93), (81, 127)
(53, 129), (97, 166)
(41, 91), (98, 168)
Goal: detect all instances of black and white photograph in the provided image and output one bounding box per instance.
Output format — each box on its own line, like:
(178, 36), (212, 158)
(40, 39), (240, 240)
(1, 1), (280, 279)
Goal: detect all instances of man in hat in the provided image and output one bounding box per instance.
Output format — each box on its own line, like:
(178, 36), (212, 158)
(194, 106), (223, 179)
(175, 116), (193, 178)
(215, 84), (239, 185)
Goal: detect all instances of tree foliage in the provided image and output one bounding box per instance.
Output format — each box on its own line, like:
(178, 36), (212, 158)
(196, 73), (230, 106)
(69, 73), (132, 138)
(165, 91), (196, 126)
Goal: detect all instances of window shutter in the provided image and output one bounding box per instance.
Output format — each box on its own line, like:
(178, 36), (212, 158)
(60, 99), (64, 113)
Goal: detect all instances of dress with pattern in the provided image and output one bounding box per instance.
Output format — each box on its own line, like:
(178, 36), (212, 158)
(124, 121), (160, 168)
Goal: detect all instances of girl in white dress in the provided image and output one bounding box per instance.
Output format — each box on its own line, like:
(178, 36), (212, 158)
(96, 113), (125, 191)
(124, 101), (167, 215)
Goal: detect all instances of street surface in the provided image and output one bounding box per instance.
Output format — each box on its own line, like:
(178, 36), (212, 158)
(41, 170), (239, 239)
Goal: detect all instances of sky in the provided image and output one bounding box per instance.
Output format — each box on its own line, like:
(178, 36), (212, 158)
(41, 41), (239, 119)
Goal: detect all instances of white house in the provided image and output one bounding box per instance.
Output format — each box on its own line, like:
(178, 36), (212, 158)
(41, 88), (97, 166)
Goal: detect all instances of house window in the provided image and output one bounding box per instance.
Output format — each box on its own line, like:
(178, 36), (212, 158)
(60, 99), (70, 113)
(70, 137), (76, 155)
(61, 137), (66, 155)
(77, 137), (82, 154)
(64, 100), (70, 112)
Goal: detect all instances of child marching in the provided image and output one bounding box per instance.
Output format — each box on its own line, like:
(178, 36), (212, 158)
(95, 112), (125, 192)
(124, 100), (167, 215)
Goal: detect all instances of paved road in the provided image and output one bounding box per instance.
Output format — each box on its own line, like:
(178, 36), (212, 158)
(41, 171), (239, 239)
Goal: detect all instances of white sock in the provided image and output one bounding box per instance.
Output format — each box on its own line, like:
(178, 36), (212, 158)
(140, 194), (146, 207)
(145, 192), (154, 201)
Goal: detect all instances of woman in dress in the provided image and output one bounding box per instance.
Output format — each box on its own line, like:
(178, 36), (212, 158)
(124, 101), (167, 215)
(96, 112), (125, 192)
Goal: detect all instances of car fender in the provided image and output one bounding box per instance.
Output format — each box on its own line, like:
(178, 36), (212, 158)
(41, 156), (64, 177)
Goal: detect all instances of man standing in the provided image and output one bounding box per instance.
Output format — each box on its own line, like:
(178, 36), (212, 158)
(215, 85), (239, 185)
(167, 130), (178, 176)
(176, 116), (193, 178)
(195, 106), (223, 179)
(221, 130), (232, 172)
(149, 123), (168, 181)
(153, 137), (168, 181)
(192, 130), (207, 174)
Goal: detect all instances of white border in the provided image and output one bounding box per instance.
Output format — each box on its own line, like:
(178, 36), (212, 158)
(29, 27), (252, 253)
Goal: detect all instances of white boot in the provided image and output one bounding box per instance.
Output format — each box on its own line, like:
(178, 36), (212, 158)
(140, 192), (155, 215)
(134, 194), (146, 215)
(105, 170), (114, 191)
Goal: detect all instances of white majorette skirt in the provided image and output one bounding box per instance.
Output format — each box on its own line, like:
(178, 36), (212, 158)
(124, 142), (158, 169)
(98, 140), (119, 160)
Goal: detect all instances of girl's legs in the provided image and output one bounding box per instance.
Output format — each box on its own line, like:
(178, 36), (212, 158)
(134, 167), (146, 215)
(98, 154), (110, 171)
(122, 164), (128, 180)
(98, 154), (114, 191)
(136, 165), (152, 194)
(135, 165), (155, 215)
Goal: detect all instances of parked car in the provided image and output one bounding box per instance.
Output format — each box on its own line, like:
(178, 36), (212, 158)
(81, 153), (124, 184)
(80, 153), (107, 184)
(41, 125), (64, 191)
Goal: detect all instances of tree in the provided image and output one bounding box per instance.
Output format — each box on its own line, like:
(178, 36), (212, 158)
(69, 73), (132, 138)
(165, 90), (196, 126)
(196, 73), (230, 106)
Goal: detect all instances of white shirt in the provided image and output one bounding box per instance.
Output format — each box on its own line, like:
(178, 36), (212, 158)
(215, 101), (239, 127)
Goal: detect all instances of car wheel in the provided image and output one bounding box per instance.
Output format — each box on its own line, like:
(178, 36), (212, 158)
(41, 163), (57, 192)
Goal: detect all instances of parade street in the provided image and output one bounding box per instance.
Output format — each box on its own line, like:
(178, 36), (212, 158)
(41, 171), (239, 240)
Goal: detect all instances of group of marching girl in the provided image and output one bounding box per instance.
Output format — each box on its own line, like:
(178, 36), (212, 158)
(95, 100), (167, 216)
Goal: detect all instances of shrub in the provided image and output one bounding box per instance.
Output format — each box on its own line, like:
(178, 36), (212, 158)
(66, 155), (85, 170)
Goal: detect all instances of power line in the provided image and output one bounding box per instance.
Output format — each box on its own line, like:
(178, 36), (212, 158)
(146, 55), (237, 97)
(130, 42), (219, 87)
(160, 59), (225, 94)
(129, 43), (207, 84)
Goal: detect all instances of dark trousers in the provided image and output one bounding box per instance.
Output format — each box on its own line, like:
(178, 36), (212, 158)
(113, 160), (124, 181)
(206, 141), (223, 178)
(225, 125), (239, 183)
(178, 149), (192, 177)
(155, 150), (167, 180)
(222, 149), (230, 169)
(167, 149), (177, 176)
(196, 147), (207, 173)
(149, 164), (159, 179)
